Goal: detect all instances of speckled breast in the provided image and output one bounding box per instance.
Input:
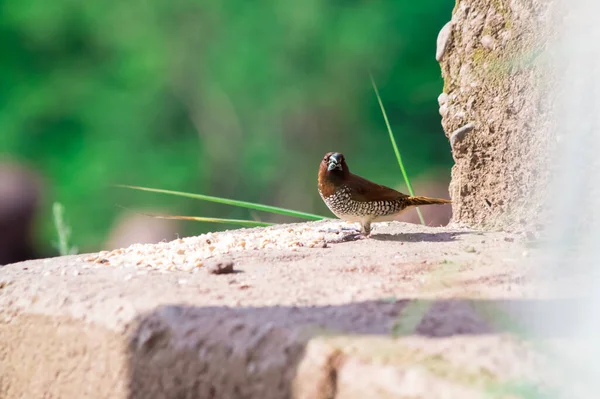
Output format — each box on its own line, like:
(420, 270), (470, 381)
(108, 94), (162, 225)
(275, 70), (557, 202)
(319, 185), (406, 218)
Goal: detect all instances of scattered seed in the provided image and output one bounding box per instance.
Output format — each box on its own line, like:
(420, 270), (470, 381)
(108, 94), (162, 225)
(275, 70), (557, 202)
(77, 222), (459, 274)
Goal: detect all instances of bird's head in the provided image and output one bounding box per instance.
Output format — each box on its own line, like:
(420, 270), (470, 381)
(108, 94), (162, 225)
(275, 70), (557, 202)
(318, 152), (350, 191)
(326, 152), (344, 171)
(322, 152), (349, 172)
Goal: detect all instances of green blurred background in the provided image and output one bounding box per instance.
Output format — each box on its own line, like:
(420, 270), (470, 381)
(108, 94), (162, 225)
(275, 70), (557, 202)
(0, 0), (454, 257)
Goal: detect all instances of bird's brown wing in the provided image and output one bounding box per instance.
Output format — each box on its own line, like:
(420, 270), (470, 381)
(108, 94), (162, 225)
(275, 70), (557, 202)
(345, 173), (409, 202)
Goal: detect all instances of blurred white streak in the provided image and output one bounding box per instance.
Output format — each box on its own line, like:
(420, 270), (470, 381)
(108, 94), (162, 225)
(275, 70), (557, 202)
(546, 0), (600, 396)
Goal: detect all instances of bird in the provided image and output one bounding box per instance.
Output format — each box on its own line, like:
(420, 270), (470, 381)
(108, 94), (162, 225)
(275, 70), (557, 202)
(318, 152), (451, 236)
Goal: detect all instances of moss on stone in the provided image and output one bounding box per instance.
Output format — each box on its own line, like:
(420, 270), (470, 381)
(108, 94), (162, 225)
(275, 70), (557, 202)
(309, 334), (523, 389)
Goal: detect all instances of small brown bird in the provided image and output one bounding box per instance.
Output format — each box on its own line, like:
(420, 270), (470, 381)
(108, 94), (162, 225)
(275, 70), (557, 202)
(318, 152), (451, 236)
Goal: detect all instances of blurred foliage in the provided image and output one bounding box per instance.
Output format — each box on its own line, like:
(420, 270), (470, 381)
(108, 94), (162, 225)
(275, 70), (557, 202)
(0, 0), (454, 253)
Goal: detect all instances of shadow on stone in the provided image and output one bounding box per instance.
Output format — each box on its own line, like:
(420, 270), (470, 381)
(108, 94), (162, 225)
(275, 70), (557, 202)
(371, 231), (469, 242)
(125, 298), (574, 398)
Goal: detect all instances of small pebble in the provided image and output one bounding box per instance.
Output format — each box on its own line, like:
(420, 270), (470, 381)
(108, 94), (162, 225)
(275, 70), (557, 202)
(450, 122), (475, 147)
(480, 35), (495, 50)
(439, 103), (448, 117)
(206, 260), (235, 275)
(438, 92), (449, 107)
(436, 21), (453, 61)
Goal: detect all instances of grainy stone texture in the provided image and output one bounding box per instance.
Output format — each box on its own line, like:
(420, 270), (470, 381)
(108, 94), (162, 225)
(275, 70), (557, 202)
(0, 220), (573, 399)
(438, 0), (558, 231)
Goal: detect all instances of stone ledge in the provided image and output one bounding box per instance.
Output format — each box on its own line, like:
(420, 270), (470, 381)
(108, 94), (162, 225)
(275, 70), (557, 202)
(0, 221), (563, 398)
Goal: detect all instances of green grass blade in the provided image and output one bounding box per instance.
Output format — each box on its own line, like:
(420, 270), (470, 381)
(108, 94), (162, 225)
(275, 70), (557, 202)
(52, 202), (78, 255)
(142, 213), (275, 228)
(117, 185), (326, 221)
(370, 73), (425, 225)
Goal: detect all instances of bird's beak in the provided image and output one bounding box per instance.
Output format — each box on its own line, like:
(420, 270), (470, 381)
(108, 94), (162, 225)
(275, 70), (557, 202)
(327, 156), (342, 172)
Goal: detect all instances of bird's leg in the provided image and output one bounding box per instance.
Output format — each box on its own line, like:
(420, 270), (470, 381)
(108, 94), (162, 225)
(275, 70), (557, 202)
(360, 221), (372, 236)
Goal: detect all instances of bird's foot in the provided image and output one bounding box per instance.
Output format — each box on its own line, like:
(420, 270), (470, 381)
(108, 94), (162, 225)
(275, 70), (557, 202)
(326, 224), (367, 242)
(360, 223), (372, 237)
(332, 232), (367, 242)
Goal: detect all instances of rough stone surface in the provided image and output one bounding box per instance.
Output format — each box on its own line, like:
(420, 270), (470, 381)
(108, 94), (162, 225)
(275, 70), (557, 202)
(438, 0), (557, 230)
(0, 220), (572, 398)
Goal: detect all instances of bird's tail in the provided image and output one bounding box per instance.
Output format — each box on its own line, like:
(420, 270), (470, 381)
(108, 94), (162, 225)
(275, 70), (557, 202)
(405, 196), (451, 206)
